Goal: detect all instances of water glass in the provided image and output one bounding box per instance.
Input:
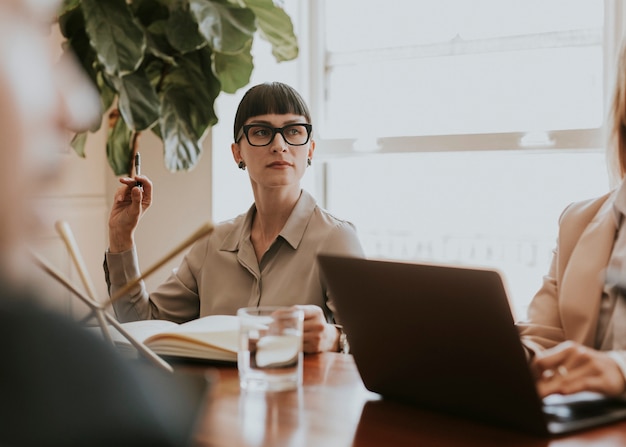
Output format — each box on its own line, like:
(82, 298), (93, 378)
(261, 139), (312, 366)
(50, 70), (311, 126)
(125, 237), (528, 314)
(237, 306), (304, 392)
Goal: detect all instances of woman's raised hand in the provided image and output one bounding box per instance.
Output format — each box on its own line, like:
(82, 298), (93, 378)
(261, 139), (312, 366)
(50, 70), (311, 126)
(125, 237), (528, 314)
(108, 175), (152, 253)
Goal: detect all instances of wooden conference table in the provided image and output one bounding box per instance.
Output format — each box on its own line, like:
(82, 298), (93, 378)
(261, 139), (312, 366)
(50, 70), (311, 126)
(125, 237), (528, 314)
(186, 353), (626, 447)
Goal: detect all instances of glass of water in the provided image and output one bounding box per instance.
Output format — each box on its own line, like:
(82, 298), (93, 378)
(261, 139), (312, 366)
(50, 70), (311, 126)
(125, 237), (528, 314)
(237, 306), (304, 392)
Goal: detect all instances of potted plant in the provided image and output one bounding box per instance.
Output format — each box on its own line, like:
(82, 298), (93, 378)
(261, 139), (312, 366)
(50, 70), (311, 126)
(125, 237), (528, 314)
(58, 0), (298, 175)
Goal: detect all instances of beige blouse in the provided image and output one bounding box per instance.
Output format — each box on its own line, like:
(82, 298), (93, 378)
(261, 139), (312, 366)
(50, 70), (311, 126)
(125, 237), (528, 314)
(106, 190), (364, 324)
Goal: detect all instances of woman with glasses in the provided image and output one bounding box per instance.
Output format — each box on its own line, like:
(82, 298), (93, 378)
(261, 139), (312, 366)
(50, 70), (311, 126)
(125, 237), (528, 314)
(106, 82), (363, 353)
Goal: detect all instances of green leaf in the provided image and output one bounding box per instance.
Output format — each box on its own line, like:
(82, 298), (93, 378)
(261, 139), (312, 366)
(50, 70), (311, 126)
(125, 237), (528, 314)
(242, 0), (298, 61)
(58, 13), (106, 132)
(145, 22), (179, 65)
(59, 0), (81, 17)
(167, 5), (207, 53)
(70, 132), (88, 158)
(59, 8), (103, 108)
(212, 41), (253, 93)
(106, 114), (133, 176)
(65, 33), (97, 84)
(151, 124), (162, 140)
(81, 0), (147, 76)
(56, 0), (300, 175)
(96, 71), (117, 116)
(159, 48), (220, 171)
(160, 91), (203, 172)
(130, 0), (182, 62)
(110, 69), (160, 131)
(130, 0), (170, 26)
(143, 56), (167, 91)
(58, 2), (84, 38)
(190, 0), (256, 54)
(161, 49), (220, 130)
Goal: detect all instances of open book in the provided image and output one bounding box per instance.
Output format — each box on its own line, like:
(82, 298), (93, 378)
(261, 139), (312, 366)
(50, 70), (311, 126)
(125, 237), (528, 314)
(107, 315), (239, 363)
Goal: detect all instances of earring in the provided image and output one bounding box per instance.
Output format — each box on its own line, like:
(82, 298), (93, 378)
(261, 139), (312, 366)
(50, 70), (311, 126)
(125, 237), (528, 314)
(238, 161), (246, 170)
(307, 158), (312, 167)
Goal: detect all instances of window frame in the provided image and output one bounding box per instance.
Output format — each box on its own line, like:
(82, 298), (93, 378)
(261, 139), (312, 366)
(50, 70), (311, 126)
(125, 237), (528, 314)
(306, 0), (626, 165)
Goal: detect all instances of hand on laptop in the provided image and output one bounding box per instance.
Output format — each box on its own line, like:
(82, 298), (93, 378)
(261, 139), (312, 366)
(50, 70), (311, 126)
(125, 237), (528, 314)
(531, 341), (626, 398)
(293, 305), (340, 353)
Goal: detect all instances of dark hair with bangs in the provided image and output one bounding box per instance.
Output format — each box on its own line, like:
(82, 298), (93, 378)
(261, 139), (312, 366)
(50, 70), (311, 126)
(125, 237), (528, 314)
(233, 82), (312, 141)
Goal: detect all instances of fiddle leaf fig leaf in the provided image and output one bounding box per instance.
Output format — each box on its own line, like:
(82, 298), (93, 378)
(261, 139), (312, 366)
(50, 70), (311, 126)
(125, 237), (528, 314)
(56, 0), (299, 174)
(212, 41), (253, 93)
(64, 23), (104, 132)
(241, 0), (298, 61)
(160, 93), (203, 172)
(151, 124), (162, 140)
(159, 48), (220, 171)
(145, 21), (179, 65)
(64, 33), (97, 84)
(190, 0), (256, 54)
(59, 0), (81, 16)
(58, 2), (84, 38)
(111, 69), (160, 131)
(59, 5), (98, 84)
(59, 10), (105, 132)
(96, 71), (116, 115)
(130, 0), (169, 26)
(81, 0), (147, 76)
(167, 5), (207, 53)
(106, 114), (133, 176)
(161, 48), (220, 130)
(71, 132), (88, 158)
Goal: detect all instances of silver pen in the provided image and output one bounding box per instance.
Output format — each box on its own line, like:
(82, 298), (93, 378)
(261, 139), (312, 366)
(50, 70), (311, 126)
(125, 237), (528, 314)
(135, 153), (142, 188)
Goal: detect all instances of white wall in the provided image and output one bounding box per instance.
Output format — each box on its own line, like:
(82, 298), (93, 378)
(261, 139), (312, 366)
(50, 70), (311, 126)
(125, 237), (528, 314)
(29, 121), (109, 317)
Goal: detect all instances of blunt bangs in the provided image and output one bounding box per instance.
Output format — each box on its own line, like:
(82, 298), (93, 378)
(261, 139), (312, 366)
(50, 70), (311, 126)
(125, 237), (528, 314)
(233, 82), (311, 141)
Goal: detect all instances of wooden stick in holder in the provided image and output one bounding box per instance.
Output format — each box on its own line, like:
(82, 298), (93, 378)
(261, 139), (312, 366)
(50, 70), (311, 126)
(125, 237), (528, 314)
(30, 251), (174, 373)
(55, 220), (114, 345)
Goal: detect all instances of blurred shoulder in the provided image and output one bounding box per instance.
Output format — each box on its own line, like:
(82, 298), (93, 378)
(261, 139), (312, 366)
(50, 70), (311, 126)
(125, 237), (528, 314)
(560, 191), (612, 224)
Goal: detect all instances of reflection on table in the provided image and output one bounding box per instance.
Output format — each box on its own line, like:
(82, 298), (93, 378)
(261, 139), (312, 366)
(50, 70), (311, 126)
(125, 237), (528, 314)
(184, 353), (626, 447)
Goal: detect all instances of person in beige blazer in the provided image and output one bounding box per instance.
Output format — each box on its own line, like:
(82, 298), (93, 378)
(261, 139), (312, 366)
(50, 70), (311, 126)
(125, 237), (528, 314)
(517, 44), (626, 399)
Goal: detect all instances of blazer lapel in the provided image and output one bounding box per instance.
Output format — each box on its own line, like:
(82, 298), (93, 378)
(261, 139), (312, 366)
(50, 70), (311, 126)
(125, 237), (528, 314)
(560, 198), (616, 345)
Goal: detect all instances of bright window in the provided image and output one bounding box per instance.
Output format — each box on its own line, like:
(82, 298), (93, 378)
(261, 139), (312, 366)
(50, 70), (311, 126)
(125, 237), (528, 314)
(312, 0), (612, 317)
(320, 0), (603, 140)
(322, 150), (608, 320)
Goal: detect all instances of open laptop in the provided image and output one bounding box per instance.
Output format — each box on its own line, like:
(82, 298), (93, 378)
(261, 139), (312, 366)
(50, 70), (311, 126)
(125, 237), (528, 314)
(318, 254), (626, 436)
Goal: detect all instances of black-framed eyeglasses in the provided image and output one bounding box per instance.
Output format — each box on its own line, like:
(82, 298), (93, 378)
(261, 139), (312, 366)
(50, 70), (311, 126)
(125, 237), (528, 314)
(236, 123), (312, 147)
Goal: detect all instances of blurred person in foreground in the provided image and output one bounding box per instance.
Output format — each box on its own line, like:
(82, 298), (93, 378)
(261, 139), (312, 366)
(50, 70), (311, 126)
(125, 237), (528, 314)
(517, 43), (626, 399)
(0, 1), (207, 445)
